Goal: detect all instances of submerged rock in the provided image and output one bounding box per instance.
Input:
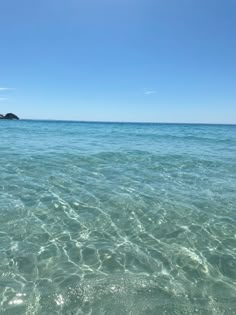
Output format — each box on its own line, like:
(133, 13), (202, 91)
(0, 113), (19, 120)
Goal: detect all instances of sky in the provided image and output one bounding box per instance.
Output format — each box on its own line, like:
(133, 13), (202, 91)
(0, 0), (236, 123)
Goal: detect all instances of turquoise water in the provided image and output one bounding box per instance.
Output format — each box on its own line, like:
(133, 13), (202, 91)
(0, 120), (236, 315)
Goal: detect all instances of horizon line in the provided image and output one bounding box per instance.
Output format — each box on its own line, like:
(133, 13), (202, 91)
(19, 118), (236, 126)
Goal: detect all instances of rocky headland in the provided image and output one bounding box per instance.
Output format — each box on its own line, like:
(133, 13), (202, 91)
(0, 113), (19, 120)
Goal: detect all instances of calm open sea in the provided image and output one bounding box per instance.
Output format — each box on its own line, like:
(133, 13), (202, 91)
(0, 120), (236, 314)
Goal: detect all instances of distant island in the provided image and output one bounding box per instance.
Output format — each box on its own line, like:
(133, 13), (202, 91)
(0, 113), (19, 120)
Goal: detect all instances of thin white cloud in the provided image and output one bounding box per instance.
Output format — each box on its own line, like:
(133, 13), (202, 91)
(0, 87), (13, 101)
(0, 87), (12, 91)
(144, 90), (156, 95)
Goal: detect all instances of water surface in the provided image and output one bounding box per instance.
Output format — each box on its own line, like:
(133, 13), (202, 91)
(0, 121), (236, 314)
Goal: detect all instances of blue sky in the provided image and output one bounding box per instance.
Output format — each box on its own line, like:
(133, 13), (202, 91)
(0, 0), (235, 123)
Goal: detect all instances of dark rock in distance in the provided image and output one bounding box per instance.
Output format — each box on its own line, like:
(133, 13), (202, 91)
(0, 113), (19, 120)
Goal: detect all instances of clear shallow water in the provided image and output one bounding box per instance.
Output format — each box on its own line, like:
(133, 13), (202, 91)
(0, 120), (236, 315)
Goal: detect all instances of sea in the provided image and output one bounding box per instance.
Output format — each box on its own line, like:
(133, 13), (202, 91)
(0, 120), (236, 315)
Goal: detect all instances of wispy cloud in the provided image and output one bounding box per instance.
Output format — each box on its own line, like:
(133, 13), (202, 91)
(0, 87), (13, 101)
(0, 87), (12, 91)
(144, 90), (156, 95)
